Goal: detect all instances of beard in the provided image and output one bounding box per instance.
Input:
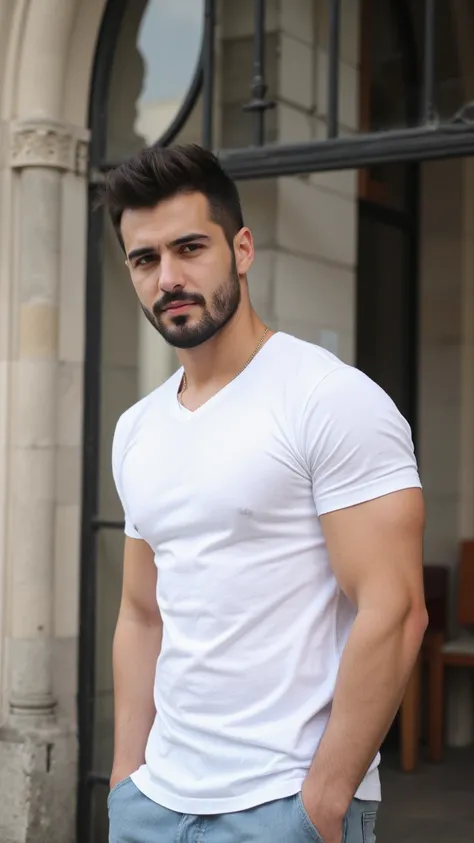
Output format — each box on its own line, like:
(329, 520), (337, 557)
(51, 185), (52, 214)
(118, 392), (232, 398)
(141, 256), (241, 349)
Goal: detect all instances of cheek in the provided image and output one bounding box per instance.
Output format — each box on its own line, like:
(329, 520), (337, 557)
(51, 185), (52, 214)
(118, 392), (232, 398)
(131, 272), (157, 300)
(193, 252), (230, 286)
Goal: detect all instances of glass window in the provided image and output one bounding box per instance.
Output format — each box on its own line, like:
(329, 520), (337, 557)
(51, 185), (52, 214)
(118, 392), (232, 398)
(106, 0), (204, 162)
(357, 207), (416, 425)
(360, 0), (466, 138)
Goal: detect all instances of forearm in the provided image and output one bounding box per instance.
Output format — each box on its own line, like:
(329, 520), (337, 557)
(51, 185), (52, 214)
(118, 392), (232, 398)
(306, 604), (426, 813)
(111, 612), (162, 779)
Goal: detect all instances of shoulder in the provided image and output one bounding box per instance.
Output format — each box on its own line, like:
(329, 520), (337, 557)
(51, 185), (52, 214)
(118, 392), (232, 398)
(273, 333), (399, 412)
(112, 372), (180, 464)
(306, 363), (409, 431)
(274, 333), (368, 410)
(273, 333), (346, 385)
(301, 363), (419, 490)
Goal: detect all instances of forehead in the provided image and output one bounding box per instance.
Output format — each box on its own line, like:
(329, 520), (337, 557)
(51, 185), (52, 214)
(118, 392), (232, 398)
(121, 191), (218, 248)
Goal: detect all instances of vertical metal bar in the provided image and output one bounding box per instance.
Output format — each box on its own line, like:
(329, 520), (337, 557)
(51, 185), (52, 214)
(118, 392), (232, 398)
(252, 0), (267, 146)
(421, 0), (436, 124)
(243, 0), (275, 144)
(202, 0), (215, 148)
(78, 1), (127, 839)
(327, 0), (341, 138)
(78, 184), (104, 843)
(78, 180), (101, 843)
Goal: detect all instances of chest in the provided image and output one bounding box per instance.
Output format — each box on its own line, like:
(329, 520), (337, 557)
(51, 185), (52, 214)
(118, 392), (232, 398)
(120, 405), (313, 550)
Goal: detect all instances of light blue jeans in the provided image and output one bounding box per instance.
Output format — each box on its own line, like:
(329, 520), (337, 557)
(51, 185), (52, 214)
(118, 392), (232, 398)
(108, 777), (378, 842)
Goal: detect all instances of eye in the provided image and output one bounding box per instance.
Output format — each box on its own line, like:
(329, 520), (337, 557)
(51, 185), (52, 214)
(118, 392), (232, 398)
(180, 243), (202, 255)
(135, 254), (155, 267)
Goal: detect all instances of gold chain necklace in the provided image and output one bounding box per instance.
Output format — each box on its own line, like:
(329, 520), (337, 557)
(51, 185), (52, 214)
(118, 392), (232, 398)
(180, 326), (270, 398)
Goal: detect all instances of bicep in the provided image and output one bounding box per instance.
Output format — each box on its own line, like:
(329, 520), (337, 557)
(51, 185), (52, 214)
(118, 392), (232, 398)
(120, 537), (161, 625)
(320, 487), (426, 612)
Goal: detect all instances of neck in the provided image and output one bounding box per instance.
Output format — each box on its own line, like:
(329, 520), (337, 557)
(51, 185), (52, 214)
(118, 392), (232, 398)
(176, 305), (270, 390)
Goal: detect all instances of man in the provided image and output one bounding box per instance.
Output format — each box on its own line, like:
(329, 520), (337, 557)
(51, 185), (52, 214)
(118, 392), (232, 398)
(104, 144), (427, 843)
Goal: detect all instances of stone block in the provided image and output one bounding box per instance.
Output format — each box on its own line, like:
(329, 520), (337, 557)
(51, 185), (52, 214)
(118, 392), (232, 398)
(58, 173), (87, 365)
(57, 361), (83, 449)
(274, 251), (355, 331)
(280, 0), (314, 46)
(309, 167), (357, 198)
(278, 103), (313, 144)
(221, 0), (279, 38)
(279, 34), (313, 110)
(54, 505), (80, 639)
(52, 637), (78, 723)
(0, 724), (76, 843)
(248, 248), (276, 319)
(277, 177), (357, 267)
(239, 179), (278, 249)
(10, 362), (56, 448)
(315, 49), (359, 130)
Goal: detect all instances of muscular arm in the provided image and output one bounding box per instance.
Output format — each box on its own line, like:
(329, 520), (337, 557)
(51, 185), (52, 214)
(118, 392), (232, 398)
(110, 537), (163, 788)
(302, 488), (427, 838)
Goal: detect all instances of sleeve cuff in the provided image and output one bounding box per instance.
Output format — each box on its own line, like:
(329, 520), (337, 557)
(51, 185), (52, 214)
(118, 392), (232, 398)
(315, 471), (422, 516)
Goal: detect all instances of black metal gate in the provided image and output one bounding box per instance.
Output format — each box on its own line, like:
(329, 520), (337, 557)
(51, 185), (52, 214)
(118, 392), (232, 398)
(78, 1), (474, 840)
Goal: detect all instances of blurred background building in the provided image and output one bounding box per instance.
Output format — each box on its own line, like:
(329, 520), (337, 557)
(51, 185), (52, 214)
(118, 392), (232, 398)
(0, 1), (473, 841)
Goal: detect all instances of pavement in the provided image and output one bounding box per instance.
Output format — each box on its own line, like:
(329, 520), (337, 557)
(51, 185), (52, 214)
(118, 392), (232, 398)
(376, 747), (474, 842)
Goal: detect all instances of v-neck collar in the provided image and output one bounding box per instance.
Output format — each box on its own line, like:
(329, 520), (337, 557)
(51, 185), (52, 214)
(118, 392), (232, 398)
(169, 332), (281, 422)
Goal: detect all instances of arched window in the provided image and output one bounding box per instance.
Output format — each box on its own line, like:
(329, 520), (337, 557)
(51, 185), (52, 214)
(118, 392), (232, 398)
(105, 0), (205, 162)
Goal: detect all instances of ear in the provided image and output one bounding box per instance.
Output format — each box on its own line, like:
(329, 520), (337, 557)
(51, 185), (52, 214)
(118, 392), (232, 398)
(233, 228), (254, 277)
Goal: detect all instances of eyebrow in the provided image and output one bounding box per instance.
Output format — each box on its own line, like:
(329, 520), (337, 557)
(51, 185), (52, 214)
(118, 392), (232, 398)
(127, 233), (210, 263)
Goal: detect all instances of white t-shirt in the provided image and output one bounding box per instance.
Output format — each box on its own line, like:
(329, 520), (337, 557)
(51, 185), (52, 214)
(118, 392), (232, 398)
(112, 332), (421, 815)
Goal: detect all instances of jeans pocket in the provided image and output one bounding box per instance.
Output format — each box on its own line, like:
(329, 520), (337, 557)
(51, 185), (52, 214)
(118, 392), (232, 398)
(362, 810), (377, 843)
(107, 776), (132, 808)
(295, 793), (325, 842)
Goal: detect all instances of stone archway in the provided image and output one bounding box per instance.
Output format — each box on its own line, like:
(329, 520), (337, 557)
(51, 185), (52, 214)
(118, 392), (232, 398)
(0, 2), (106, 841)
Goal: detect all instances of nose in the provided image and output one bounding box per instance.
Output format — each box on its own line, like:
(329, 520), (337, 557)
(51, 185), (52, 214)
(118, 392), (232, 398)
(158, 252), (184, 294)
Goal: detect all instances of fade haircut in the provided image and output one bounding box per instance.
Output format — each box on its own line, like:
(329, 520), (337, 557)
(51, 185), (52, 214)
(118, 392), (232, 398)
(101, 144), (245, 251)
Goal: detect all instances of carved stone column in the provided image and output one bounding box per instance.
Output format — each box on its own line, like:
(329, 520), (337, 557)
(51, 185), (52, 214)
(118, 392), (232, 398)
(0, 118), (89, 843)
(10, 119), (89, 176)
(7, 119), (89, 725)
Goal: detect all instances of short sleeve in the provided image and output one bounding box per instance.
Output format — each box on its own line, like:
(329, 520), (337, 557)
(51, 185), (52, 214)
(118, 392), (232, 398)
(300, 366), (422, 516)
(112, 415), (143, 540)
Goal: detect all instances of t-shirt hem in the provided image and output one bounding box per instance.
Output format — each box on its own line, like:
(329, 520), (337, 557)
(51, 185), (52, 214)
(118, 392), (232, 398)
(355, 767), (381, 801)
(130, 766), (381, 814)
(316, 472), (422, 516)
(124, 521), (142, 540)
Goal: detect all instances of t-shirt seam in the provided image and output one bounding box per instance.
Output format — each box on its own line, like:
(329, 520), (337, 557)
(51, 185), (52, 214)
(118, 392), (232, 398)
(315, 471), (421, 514)
(301, 364), (350, 413)
(295, 363), (349, 467)
(113, 413), (146, 539)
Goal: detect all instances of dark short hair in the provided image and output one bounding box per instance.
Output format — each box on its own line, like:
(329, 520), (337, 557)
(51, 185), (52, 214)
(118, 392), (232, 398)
(100, 144), (244, 250)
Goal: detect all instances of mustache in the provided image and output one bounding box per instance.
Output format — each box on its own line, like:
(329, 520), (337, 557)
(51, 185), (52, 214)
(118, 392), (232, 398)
(152, 291), (205, 316)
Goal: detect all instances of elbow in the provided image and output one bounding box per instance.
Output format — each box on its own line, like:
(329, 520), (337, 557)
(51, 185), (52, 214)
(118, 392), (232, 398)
(378, 594), (428, 648)
(403, 601), (428, 651)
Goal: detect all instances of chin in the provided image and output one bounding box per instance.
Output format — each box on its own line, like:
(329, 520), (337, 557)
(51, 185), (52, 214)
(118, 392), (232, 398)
(168, 333), (209, 350)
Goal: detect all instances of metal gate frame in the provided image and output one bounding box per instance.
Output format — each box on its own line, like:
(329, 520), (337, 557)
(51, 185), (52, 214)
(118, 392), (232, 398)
(78, 1), (474, 839)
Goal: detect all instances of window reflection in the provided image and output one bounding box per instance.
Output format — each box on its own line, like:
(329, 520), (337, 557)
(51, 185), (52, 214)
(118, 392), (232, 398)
(360, 0), (466, 137)
(106, 0), (204, 162)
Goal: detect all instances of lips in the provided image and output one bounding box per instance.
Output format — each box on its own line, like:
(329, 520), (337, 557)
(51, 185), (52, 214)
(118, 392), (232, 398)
(163, 302), (194, 313)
